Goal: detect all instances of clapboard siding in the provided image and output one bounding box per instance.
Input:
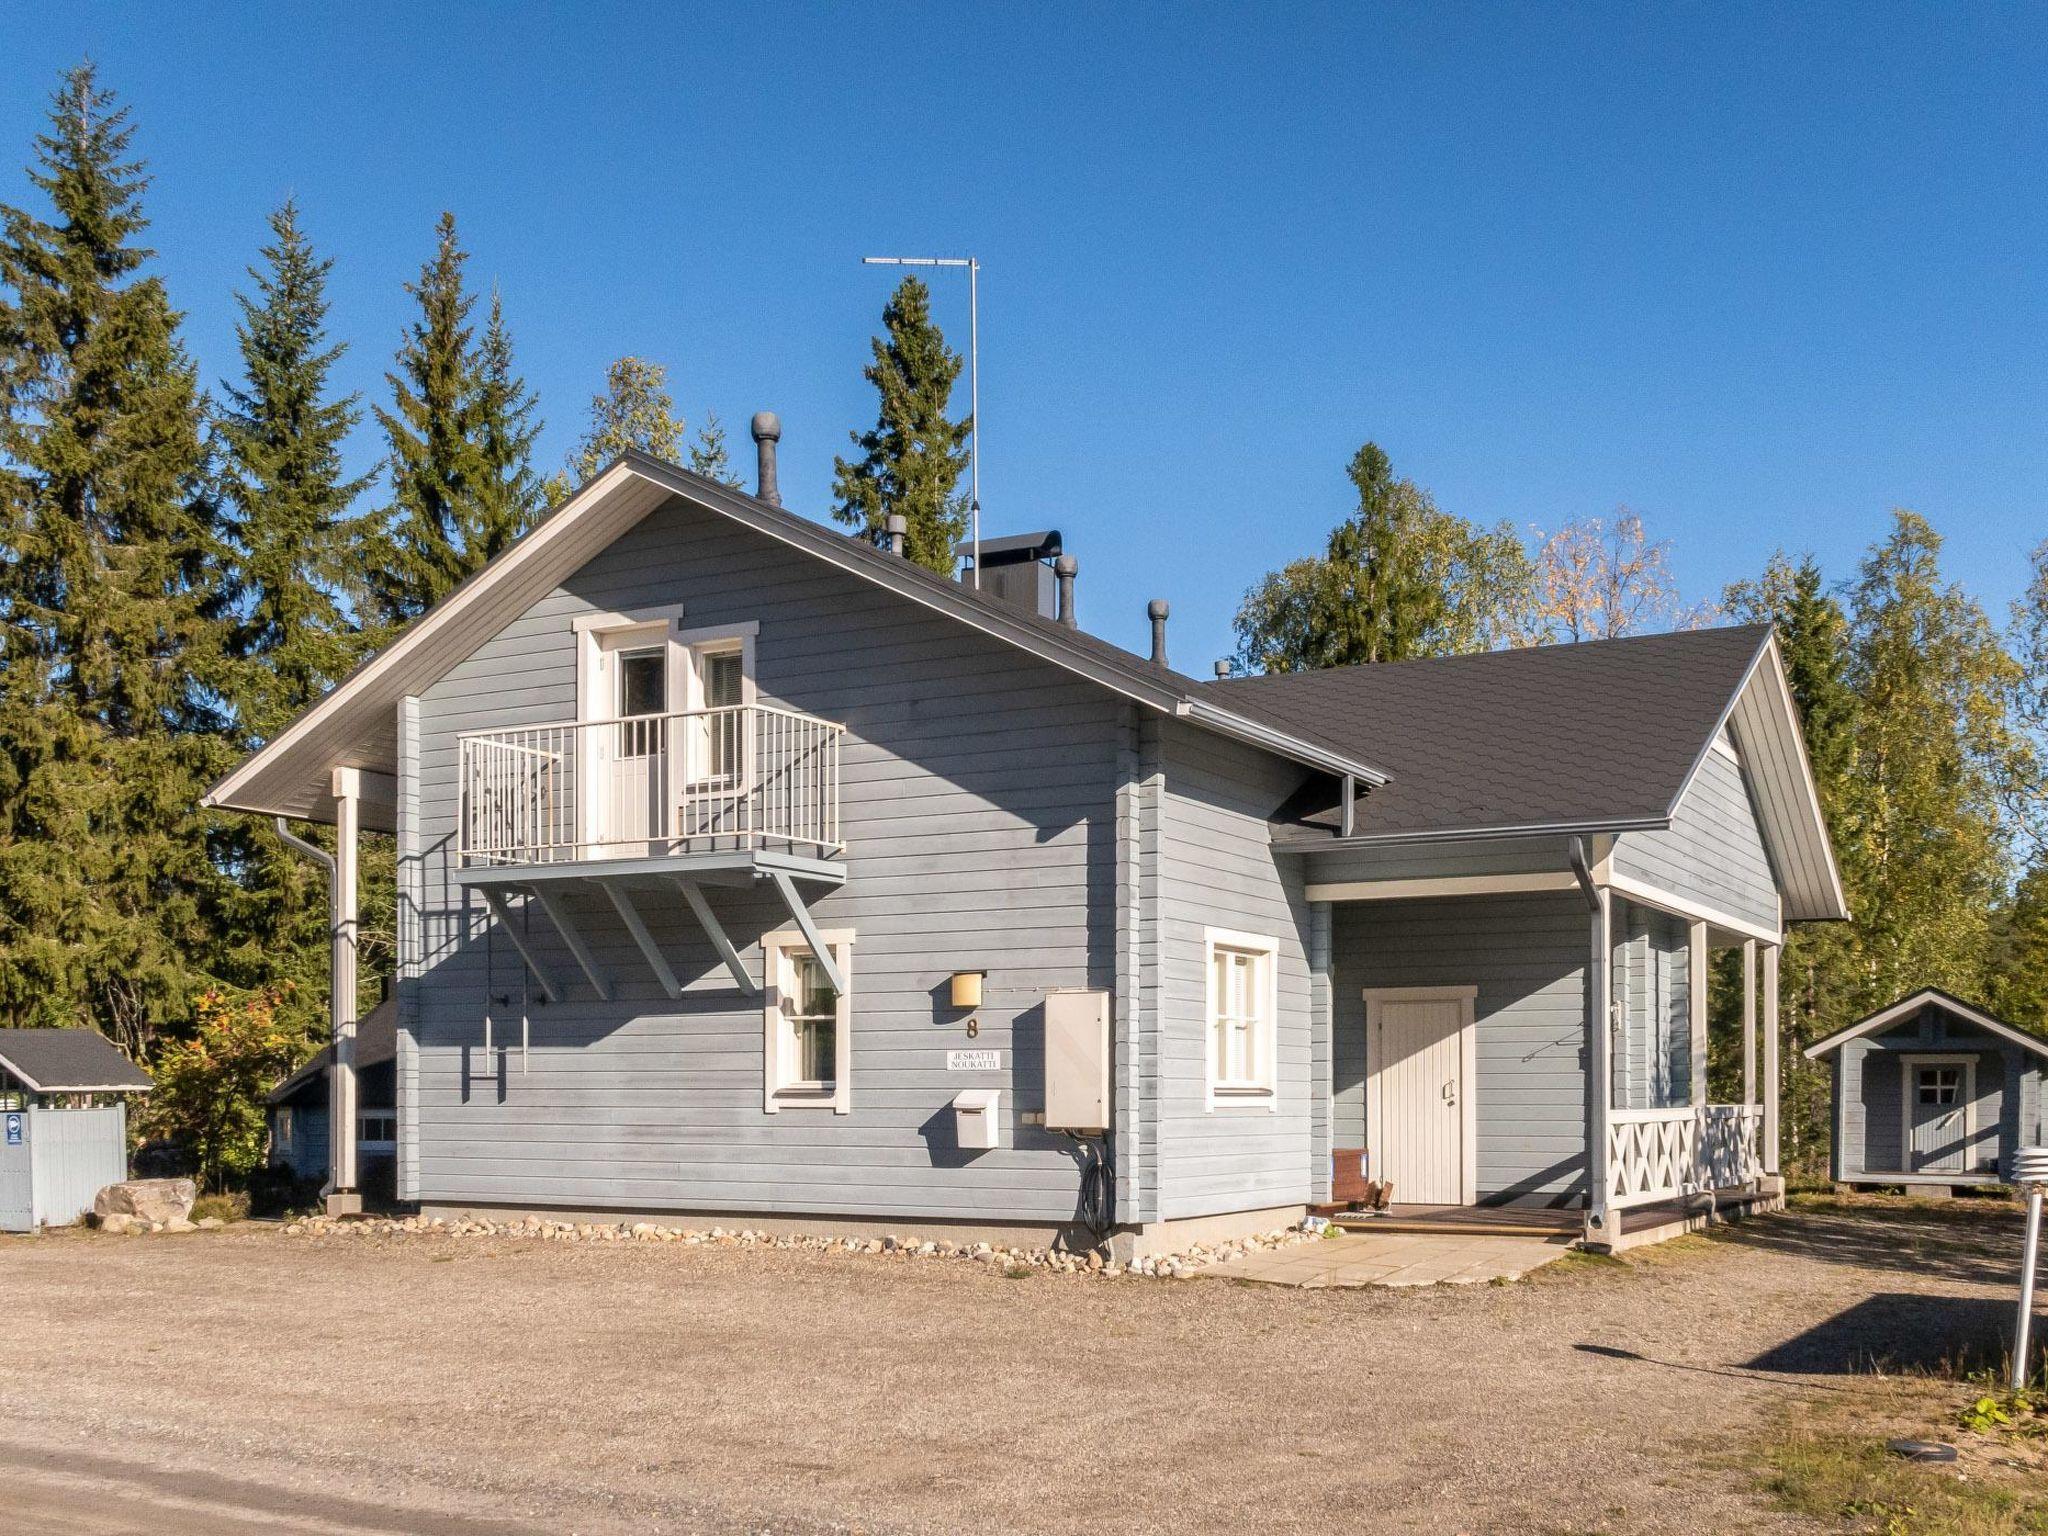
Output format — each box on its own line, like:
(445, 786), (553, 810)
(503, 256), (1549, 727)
(1304, 838), (1570, 887)
(1151, 723), (1315, 1220)
(1612, 897), (1690, 1110)
(409, 495), (1120, 1222)
(1613, 738), (1779, 931)
(1835, 1011), (2034, 1180)
(1332, 894), (1589, 1206)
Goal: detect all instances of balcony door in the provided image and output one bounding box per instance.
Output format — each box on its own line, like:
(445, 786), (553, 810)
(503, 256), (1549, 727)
(583, 623), (680, 858)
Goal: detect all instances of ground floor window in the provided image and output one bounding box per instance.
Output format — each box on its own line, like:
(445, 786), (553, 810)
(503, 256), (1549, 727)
(763, 929), (852, 1113)
(1204, 927), (1278, 1108)
(358, 1112), (397, 1149)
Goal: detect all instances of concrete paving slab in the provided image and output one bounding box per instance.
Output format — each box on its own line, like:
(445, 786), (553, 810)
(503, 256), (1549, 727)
(1200, 1230), (1573, 1288)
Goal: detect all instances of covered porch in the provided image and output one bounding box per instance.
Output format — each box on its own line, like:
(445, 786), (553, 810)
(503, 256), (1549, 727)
(1305, 834), (1787, 1252)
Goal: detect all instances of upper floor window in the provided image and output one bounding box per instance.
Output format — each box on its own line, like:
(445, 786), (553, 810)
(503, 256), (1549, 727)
(1205, 928), (1278, 1108)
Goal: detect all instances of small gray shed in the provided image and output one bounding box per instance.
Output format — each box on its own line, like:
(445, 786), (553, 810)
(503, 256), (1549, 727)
(1806, 990), (2048, 1190)
(0, 1029), (153, 1231)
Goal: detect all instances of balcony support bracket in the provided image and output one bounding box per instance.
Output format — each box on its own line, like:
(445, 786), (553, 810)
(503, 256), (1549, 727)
(478, 888), (562, 1005)
(530, 885), (612, 1002)
(604, 884), (681, 1000)
(768, 869), (847, 997)
(671, 877), (758, 996)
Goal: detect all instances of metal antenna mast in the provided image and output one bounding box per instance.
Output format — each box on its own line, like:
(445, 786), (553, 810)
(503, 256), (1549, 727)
(860, 255), (981, 586)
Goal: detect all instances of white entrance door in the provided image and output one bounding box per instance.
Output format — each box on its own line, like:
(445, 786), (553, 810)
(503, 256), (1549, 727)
(1365, 987), (1476, 1205)
(588, 632), (671, 856)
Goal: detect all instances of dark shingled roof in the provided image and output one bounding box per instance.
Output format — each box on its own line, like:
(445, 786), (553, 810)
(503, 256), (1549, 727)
(1203, 625), (1771, 840)
(265, 998), (398, 1106)
(0, 1029), (153, 1092)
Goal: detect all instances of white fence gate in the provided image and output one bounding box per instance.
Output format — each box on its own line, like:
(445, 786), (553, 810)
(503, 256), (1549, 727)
(0, 1105), (127, 1232)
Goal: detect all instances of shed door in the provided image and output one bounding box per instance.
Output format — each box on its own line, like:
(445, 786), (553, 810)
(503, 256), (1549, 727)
(1367, 993), (1474, 1205)
(0, 1112), (32, 1232)
(1908, 1063), (1970, 1174)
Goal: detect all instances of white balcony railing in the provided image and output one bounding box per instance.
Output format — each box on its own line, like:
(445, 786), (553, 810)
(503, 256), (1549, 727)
(458, 703), (844, 868)
(1607, 1103), (1762, 1210)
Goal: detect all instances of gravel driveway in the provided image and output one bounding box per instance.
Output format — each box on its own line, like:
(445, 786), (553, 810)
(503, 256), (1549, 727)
(0, 1198), (2025, 1535)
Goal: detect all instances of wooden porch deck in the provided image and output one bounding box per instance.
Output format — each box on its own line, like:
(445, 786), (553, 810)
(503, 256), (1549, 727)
(1324, 1183), (1785, 1251)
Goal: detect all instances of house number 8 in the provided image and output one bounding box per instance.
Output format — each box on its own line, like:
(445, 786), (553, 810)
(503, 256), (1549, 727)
(965, 1016), (979, 1039)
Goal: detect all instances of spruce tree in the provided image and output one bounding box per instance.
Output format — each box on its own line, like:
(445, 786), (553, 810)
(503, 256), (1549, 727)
(0, 64), (232, 1054)
(468, 289), (545, 557)
(217, 198), (372, 742)
(689, 409), (738, 486)
(211, 198), (374, 1022)
(1234, 442), (1538, 672)
(832, 275), (971, 573)
(369, 215), (544, 624)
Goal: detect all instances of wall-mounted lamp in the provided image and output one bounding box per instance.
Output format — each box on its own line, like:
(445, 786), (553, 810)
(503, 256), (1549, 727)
(949, 970), (987, 1010)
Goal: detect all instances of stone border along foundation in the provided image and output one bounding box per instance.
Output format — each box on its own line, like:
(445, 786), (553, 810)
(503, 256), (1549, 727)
(280, 1213), (1328, 1279)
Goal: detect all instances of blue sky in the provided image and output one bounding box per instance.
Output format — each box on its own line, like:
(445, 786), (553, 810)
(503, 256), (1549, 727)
(5, 4), (2044, 666)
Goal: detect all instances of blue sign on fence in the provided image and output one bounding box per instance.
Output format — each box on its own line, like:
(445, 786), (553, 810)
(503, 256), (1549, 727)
(4, 1113), (20, 1146)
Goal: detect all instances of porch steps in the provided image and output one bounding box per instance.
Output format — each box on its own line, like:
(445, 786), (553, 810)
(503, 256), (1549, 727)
(1322, 1206), (1579, 1240)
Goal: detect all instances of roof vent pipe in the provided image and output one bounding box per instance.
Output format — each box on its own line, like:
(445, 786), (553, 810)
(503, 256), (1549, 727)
(886, 513), (907, 558)
(1054, 555), (1078, 627)
(1148, 599), (1170, 668)
(750, 411), (782, 506)
(1214, 659), (1233, 679)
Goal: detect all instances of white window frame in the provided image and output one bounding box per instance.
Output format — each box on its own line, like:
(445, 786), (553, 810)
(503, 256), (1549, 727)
(1899, 1052), (1977, 1172)
(673, 622), (758, 789)
(763, 927), (853, 1114)
(1204, 927), (1279, 1111)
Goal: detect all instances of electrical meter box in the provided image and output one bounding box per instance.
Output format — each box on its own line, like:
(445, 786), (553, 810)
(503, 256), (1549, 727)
(1043, 988), (1111, 1134)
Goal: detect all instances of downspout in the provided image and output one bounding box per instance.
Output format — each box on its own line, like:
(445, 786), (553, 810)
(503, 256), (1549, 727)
(273, 817), (340, 1200)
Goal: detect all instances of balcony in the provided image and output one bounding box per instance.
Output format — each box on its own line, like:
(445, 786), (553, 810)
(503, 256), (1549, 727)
(458, 703), (844, 871)
(453, 704), (848, 1002)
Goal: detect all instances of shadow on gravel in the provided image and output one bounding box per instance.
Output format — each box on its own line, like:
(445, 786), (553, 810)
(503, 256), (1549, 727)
(1712, 1200), (2023, 1289)
(1742, 1293), (2017, 1377)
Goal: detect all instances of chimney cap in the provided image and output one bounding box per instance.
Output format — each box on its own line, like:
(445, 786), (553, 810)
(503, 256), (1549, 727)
(1214, 659), (1233, 679)
(1147, 598), (1171, 621)
(1053, 554), (1077, 576)
(750, 411), (782, 442)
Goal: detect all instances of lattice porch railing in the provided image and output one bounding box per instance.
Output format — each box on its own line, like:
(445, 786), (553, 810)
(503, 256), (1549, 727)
(1607, 1104), (1763, 1210)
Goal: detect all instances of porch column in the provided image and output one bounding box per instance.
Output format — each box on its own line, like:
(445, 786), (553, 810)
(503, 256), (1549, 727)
(1741, 939), (1758, 1106)
(1762, 941), (1782, 1178)
(328, 767), (362, 1214)
(1688, 919), (1708, 1108)
(1586, 886), (1615, 1244)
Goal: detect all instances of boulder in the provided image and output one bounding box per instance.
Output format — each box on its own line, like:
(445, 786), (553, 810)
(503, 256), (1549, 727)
(93, 1178), (196, 1227)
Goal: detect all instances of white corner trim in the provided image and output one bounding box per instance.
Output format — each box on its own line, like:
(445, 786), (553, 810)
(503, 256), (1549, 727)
(1203, 927), (1280, 1113)
(1305, 871), (1577, 903)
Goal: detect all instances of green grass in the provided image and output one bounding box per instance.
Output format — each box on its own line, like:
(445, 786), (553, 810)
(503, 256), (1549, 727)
(1751, 1378), (2048, 1534)
(190, 1191), (249, 1224)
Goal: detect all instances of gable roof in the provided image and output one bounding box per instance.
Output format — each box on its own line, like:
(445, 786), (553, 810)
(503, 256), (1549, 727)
(203, 453), (1389, 831)
(1804, 988), (2048, 1060)
(1205, 625), (1848, 923)
(0, 1029), (153, 1092)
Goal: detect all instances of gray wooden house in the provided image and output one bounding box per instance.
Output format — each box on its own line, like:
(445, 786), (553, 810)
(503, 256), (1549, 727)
(1805, 989), (2048, 1191)
(204, 429), (1845, 1253)
(266, 998), (399, 1190)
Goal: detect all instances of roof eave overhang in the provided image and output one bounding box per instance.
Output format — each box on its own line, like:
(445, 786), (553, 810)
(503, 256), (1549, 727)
(1671, 631), (1849, 926)
(1805, 989), (2048, 1060)
(204, 454), (1391, 824)
(1272, 814), (1668, 852)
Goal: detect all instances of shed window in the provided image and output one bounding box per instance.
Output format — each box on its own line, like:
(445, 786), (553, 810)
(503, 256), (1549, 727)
(1916, 1066), (1962, 1106)
(1205, 929), (1279, 1108)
